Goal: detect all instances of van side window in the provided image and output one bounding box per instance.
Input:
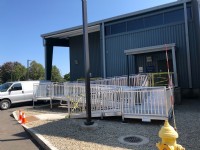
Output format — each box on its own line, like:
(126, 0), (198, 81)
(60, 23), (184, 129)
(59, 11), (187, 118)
(11, 83), (22, 91)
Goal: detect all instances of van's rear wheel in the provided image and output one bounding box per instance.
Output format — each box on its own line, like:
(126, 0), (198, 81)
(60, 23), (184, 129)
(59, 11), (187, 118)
(0, 100), (11, 110)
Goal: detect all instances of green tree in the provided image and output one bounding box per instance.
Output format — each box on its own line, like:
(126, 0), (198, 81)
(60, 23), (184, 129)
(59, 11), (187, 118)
(0, 62), (26, 83)
(29, 61), (45, 80)
(0, 62), (13, 82)
(51, 65), (63, 82)
(12, 62), (26, 81)
(64, 72), (70, 81)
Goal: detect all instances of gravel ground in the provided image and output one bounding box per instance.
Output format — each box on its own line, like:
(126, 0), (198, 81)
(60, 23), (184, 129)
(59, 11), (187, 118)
(24, 99), (200, 150)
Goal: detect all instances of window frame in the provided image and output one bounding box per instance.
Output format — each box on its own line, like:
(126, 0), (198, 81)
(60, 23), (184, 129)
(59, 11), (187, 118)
(11, 83), (22, 91)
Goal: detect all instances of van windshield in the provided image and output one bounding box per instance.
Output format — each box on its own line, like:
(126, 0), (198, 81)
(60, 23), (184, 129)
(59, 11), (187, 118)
(0, 83), (13, 92)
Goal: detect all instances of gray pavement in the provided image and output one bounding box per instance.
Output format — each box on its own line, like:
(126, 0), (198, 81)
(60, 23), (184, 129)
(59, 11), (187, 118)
(0, 103), (42, 150)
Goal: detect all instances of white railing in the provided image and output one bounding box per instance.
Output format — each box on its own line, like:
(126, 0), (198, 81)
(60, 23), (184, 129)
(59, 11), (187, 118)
(63, 83), (122, 115)
(90, 74), (148, 87)
(52, 83), (65, 99)
(33, 83), (52, 100)
(120, 87), (172, 121)
(33, 81), (173, 121)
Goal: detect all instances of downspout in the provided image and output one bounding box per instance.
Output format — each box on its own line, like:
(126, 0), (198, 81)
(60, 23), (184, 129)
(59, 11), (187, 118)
(184, 1), (192, 88)
(101, 22), (106, 78)
(126, 55), (130, 86)
(172, 46), (178, 87)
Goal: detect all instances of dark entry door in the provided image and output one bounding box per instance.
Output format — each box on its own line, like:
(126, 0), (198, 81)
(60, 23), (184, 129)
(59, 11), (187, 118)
(157, 59), (173, 72)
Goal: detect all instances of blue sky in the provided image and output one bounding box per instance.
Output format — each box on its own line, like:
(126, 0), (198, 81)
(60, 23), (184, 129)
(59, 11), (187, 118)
(0, 0), (176, 76)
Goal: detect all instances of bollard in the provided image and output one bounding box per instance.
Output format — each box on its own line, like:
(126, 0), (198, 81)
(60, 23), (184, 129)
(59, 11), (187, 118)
(156, 120), (185, 150)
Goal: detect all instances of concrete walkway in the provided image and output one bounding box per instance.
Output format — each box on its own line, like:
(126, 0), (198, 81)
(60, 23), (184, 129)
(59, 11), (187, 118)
(0, 106), (41, 150)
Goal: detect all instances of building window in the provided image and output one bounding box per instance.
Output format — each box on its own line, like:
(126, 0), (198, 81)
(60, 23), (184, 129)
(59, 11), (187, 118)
(127, 18), (144, 31)
(144, 14), (163, 28)
(105, 7), (192, 36)
(111, 22), (126, 35)
(164, 9), (184, 24)
(105, 25), (111, 36)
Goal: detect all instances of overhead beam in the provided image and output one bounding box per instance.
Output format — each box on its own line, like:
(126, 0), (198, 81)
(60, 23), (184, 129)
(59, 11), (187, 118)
(45, 38), (69, 47)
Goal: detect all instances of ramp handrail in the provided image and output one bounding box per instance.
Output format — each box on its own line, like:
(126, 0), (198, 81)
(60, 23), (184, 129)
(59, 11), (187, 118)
(33, 82), (173, 121)
(90, 74), (148, 87)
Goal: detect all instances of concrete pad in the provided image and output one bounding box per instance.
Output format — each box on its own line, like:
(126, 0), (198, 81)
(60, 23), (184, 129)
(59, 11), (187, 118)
(35, 114), (67, 120)
(26, 116), (39, 122)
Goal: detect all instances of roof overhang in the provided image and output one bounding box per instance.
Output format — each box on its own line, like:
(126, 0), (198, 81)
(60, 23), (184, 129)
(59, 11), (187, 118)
(42, 24), (100, 39)
(124, 43), (176, 55)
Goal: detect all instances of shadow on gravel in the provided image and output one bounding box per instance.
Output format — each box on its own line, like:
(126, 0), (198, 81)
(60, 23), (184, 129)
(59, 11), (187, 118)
(29, 98), (200, 150)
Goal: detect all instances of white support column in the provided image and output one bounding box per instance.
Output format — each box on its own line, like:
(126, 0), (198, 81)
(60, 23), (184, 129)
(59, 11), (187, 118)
(172, 46), (178, 87)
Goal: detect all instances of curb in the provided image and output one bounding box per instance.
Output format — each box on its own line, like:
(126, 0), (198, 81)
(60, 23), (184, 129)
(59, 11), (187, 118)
(12, 111), (58, 150)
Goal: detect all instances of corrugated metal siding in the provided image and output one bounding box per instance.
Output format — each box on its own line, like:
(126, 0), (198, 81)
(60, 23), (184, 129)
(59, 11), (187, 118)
(105, 34), (129, 76)
(188, 22), (200, 88)
(89, 32), (102, 78)
(105, 23), (189, 88)
(69, 35), (84, 81)
(69, 32), (101, 81)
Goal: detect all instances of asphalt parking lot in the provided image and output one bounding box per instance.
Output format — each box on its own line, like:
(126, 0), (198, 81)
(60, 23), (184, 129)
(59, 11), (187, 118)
(0, 102), (42, 150)
(1, 98), (200, 150)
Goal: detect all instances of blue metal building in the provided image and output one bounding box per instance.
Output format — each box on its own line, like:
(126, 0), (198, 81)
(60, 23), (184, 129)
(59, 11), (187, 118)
(41, 0), (200, 97)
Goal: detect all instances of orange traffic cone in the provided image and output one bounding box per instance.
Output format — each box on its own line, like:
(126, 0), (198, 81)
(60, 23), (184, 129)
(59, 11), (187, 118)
(18, 110), (22, 122)
(21, 112), (27, 124)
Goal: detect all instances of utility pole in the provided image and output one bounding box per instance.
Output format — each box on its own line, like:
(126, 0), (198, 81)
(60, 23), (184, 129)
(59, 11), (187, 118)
(27, 60), (32, 80)
(82, 0), (93, 125)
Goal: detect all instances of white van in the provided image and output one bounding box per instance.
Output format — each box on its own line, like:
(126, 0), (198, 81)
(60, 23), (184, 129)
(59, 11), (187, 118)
(0, 81), (40, 110)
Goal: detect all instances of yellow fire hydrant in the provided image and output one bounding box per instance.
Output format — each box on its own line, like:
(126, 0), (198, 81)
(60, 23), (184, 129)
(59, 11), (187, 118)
(156, 120), (185, 150)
